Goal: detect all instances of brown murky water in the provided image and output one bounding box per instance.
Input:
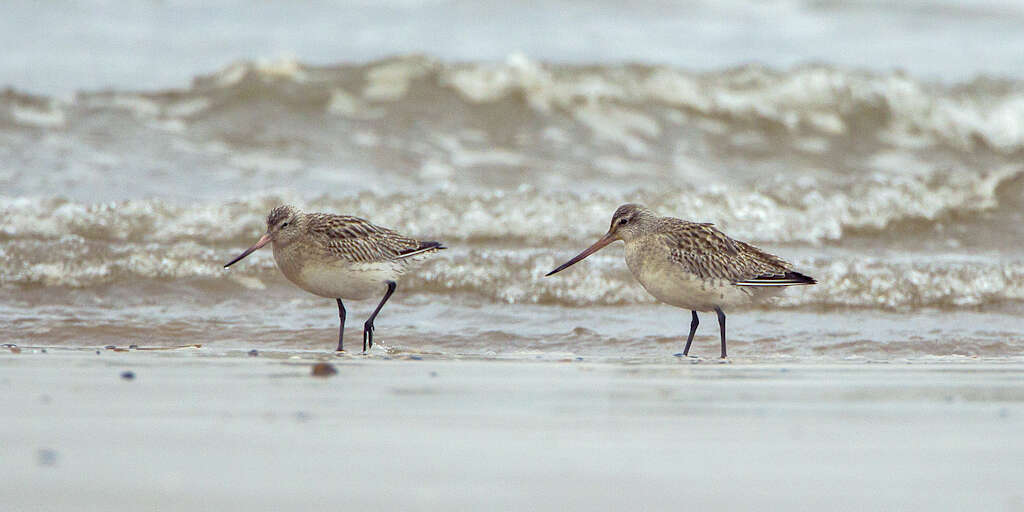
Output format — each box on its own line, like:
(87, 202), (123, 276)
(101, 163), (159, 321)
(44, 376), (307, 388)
(3, 57), (1023, 359)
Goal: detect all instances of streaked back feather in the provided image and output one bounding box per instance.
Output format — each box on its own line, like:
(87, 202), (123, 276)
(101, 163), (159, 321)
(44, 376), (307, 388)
(658, 219), (814, 286)
(306, 214), (444, 263)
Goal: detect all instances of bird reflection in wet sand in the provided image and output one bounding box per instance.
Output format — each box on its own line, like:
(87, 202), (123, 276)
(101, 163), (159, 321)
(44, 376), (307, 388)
(224, 205), (445, 352)
(546, 204), (816, 359)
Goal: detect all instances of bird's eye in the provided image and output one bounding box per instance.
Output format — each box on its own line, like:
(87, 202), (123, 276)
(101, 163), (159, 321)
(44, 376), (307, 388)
(618, 218), (629, 225)
(281, 222), (289, 228)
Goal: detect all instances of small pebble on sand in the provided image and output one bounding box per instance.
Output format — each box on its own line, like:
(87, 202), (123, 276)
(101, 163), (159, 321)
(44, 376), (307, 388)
(248, 349), (259, 357)
(37, 448), (58, 467)
(311, 363), (338, 377)
(120, 371), (135, 380)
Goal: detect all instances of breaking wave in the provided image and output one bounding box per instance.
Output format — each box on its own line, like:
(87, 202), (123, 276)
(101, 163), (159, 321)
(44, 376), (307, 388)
(3, 56), (1023, 311)
(2, 195), (1023, 310)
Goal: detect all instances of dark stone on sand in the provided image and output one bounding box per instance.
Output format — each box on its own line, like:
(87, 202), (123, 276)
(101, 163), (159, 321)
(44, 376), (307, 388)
(311, 363), (337, 377)
(248, 349), (259, 357)
(41, 348), (47, 353)
(120, 371), (135, 380)
(104, 345), (116, 350)
(95, 350), (100, 355)
(36, 448), (58, 467)
(409, 355), (423, 360)
(129, 344), (139, 349)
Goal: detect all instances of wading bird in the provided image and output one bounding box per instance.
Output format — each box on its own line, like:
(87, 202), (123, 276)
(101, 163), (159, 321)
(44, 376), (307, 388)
(224, 205), (444, 352)
(546, 204), (815, 358)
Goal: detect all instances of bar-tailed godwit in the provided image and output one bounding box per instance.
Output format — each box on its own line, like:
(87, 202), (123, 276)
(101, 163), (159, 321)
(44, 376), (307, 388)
(546, 204), (815, 358)
(224, 205), (445, 352)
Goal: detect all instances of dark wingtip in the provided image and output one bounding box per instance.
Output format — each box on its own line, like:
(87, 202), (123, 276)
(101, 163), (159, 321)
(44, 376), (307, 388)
(421, 241), (446, 250)
(788, 271), (817, 284)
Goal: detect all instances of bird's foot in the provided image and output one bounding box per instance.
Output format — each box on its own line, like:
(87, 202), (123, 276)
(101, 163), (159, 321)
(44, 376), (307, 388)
(673, 353), (703, 364)
(362, 322), (375, 352)
(716, 357), (732, 364)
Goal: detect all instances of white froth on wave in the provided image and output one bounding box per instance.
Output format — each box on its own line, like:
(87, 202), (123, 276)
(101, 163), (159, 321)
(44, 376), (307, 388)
(437, 57), (1024, 152)
(362, 57), (435, 102)
(11, 102), (66, 128)
(326, 88), (384, 119)
(4, 230), (1022, 310)
(2, 161), (1020, 248)
(165, 97), (211, 118)
(229, 152), (304, 175)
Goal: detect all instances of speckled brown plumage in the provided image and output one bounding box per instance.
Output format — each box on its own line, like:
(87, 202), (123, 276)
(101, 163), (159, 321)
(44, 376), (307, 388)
(547, 203), (816, 358)
(606, 203), (814, 286)
(658, 219), (814, 285)
(306, 213), (436, 263)
(228, 205), (445, 352)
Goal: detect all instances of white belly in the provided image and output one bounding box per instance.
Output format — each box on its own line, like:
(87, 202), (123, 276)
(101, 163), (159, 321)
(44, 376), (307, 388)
(291, 261), (397, 300)
(625, 239), (768, 311)
(635, 265), (756, 311)
(273, 240), (400, 300)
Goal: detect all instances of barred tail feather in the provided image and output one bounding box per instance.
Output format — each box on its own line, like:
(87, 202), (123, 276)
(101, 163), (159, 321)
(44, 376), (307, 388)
(396, 240), (446, 260)
(734, 271), (817, 287)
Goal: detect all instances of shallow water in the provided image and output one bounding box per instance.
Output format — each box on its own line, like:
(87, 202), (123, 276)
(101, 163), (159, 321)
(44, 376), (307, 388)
(2, 4), (1023, 359)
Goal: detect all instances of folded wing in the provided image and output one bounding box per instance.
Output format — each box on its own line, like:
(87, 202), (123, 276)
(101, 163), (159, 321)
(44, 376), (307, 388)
(309, 214), (443, 263)
(660, 219), (815, 287)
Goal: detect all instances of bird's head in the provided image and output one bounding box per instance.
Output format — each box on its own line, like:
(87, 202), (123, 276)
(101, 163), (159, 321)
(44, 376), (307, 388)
(545, 203), (656, 276)
(224, 204), (305, 268)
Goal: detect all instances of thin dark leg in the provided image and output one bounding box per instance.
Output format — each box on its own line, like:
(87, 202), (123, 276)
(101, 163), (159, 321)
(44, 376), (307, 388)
(335, 299), (346, 352)
(363, 281), (397, 352)
(682, 310), (699, 356)
(715, 306), (727, 358)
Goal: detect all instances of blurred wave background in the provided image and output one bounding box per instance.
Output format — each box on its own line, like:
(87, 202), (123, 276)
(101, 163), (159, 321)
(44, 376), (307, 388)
(2, 0), (1022, 358)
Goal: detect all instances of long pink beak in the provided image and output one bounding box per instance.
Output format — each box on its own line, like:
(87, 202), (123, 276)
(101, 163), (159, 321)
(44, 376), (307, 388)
(224, 232), (272, 268)
(545, 232), (616, 276)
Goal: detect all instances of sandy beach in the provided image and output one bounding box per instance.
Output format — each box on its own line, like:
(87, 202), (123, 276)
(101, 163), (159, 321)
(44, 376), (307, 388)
(4, 1), (1024, 510)
(3, 346), (1023, 511)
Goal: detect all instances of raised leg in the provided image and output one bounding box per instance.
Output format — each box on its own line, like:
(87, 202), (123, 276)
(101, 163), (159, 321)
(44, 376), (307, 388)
(335, 299), (346, 352)
(682, 310), (699, 356)
(363, 281), (397, 352)
(715, 306), (727, 358)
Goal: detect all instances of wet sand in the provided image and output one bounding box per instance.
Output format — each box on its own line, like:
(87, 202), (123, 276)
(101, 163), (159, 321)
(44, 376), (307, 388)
(3, 347), (1023, 511)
